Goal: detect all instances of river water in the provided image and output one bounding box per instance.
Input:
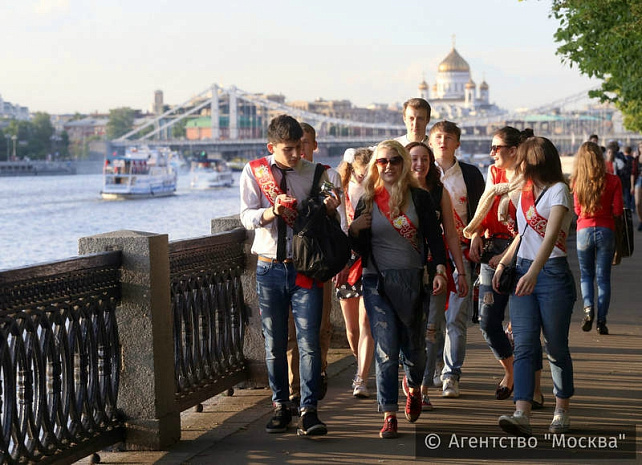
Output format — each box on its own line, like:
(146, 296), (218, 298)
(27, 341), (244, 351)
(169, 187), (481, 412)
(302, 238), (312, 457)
(0, 172), (246, 271)
(1, 156), (342, 271)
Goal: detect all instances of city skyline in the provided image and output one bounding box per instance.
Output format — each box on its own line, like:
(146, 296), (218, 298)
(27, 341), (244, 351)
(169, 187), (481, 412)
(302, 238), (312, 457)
(2, 0), (598, 116)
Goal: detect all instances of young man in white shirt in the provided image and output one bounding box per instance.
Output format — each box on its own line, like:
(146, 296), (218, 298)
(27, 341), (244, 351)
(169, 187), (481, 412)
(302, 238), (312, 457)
(239, 115), (340, 436)
(394, 98), (432, 146)
(429, 120), (484, 398)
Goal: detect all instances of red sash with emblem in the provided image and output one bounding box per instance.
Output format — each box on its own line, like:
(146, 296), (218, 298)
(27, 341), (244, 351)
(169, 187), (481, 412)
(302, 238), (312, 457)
(521, 183), (567, 252)
(249, 157), (297, 227)
(374, 187), (420, 253)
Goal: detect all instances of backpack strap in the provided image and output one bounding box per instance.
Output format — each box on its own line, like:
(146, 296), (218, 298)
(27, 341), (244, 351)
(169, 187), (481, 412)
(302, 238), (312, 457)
(311, 163), (326, 197)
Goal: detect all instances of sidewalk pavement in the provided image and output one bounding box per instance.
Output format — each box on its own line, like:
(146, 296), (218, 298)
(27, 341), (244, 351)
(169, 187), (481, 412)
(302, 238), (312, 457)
(79, 226), (642, 465)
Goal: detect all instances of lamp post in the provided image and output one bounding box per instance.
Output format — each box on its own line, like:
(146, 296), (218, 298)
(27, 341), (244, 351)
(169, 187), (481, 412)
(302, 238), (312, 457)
(11, 135), (17, 161)
(4, 134), (9, 161)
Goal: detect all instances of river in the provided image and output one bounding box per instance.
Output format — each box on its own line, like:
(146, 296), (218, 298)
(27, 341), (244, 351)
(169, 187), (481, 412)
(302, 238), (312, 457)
(0, 156), (342, 271)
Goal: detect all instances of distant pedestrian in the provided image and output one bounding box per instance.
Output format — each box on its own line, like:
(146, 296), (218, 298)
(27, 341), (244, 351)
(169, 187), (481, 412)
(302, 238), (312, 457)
(494, 137), (576, 437)
(571, 142), (623, 335)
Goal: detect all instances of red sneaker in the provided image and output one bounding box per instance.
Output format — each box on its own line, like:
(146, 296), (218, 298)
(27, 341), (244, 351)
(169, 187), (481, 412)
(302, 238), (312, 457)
(402, 374), (409, 397)
(379, 415), (398, 439)
(405, 390), (422, 422)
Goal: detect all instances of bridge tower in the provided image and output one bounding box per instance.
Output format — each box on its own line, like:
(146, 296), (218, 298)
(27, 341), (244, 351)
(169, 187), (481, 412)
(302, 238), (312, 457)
(211, 84), (220, 140)
(229, 86), (238, 140)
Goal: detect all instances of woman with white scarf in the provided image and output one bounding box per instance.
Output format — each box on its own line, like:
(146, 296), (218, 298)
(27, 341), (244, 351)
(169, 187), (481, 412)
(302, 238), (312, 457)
(464, 127), (543, 407)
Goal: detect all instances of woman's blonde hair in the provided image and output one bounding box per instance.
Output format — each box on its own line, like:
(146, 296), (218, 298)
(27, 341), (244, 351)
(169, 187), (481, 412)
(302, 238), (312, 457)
(571, 141), (606, 215)
(361, 140), (418, 217)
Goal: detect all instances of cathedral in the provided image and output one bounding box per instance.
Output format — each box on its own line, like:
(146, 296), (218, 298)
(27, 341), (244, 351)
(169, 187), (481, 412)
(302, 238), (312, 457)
(418, 44), (502, 120)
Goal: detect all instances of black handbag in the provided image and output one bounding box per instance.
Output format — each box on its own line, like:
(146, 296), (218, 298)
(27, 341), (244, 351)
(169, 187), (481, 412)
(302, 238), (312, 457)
(292, 164), (351, 282)
(496, 236), (521, 294)
(613, 208), (634, 265)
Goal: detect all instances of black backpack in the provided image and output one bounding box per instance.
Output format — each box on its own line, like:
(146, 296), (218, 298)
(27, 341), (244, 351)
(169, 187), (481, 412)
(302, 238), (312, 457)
(292, 164), (351, 282)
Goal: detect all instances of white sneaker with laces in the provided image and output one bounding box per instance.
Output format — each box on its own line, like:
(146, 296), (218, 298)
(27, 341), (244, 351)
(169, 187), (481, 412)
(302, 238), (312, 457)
(353, 376), (369, 398)
(549, 408), (570, 433)
(442, 378), (460, 398)
(499, 410), (532, 437)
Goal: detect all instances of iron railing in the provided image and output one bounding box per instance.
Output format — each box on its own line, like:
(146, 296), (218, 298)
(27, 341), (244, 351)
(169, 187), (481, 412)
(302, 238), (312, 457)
(0, 252), (123, 464)
(169, 228), (249, 411)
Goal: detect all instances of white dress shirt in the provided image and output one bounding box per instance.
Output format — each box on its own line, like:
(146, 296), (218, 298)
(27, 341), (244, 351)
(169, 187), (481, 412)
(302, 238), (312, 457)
(239, 155), (330, 259)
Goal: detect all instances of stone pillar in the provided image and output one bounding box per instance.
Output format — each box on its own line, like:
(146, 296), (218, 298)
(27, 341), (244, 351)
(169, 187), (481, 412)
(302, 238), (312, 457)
(78, 230), (180, 450)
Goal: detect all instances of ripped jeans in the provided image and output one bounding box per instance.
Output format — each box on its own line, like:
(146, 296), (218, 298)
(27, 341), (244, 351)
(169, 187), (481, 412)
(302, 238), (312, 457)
(478, 263), (513, 361)
(363, 275), (426, 413)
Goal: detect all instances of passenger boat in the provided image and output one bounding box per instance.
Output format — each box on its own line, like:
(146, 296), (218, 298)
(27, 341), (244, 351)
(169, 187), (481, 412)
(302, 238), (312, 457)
(189, 156), (234, 189)
(101, 146), (178, 200)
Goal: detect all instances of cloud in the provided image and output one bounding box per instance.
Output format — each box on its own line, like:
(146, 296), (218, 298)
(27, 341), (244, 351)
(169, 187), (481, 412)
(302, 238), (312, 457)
(34, 0), (70, 16)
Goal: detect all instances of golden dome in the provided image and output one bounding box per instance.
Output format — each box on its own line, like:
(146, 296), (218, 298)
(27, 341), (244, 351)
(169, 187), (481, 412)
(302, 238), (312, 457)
(418, 80), (428, 90)
(465, 78), (476, 89)
(480, 80), (489, 90)
(438, 47), (470, 73)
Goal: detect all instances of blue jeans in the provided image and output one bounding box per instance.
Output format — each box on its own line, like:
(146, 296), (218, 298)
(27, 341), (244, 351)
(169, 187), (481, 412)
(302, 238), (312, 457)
(256, 261), (323, 410)
(442, 260), (472, 381)
(423, 290), (446, 387)
(478, 263), (513, 360)
(509, 257), (576, 402)
(576, 227), (615, 323)
(363, 275), (426, 412)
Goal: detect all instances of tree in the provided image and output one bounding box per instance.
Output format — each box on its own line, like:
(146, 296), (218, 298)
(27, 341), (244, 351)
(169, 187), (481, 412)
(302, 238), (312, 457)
(31, 112), (55, 158)
(550, 0), (642, 131)
(106, 107), (137, 139)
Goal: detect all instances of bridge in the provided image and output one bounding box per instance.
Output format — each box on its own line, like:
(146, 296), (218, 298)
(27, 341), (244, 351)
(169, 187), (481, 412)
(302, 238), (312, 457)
(112, 83), (641, 157)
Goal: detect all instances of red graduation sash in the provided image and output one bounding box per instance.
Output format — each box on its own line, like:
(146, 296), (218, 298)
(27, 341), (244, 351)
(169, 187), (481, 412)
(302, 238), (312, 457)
(521, 183), (567, 253)
(374, 187), (420, 252)
(249, 157), (297, 227)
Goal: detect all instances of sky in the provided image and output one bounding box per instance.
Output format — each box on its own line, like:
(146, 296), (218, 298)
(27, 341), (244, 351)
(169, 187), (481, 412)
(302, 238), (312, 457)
(0, 0), (599, 116)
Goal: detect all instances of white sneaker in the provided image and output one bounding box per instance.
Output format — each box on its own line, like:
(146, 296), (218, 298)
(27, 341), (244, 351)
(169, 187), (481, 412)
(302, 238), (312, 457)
(549, 408), (570, 433)
(442, 378), (460, 398)
(499, 410), (532, 437)
(433, 362), (444, 387)
(353, 376), (369, 398)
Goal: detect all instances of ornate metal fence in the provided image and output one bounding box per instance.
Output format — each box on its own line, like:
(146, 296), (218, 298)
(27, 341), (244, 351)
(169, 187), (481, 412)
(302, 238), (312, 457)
(0, 252), (123, 464)
(169, 227), (249, 411)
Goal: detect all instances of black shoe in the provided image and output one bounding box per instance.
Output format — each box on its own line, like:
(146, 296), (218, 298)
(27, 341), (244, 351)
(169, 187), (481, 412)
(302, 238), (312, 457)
(531, 393), (545, 410)
(318, 372), (328, 401)
(265, 404), (292, 433)
(637, 222), (642, 232)
(289, 396), (301, 416)
(596, 322), (609, 335)
(297, 410), (327, 436)
(581, 307), (593, 332)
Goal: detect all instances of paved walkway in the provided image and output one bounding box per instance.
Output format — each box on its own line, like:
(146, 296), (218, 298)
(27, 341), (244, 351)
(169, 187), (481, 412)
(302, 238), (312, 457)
(81, 225), (642, 465)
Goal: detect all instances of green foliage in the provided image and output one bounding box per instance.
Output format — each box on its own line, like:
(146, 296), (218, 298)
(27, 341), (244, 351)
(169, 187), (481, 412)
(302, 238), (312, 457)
(171, 119), (187, 138)
(551, 0), (642, 132)
(106, 107), (137, 139)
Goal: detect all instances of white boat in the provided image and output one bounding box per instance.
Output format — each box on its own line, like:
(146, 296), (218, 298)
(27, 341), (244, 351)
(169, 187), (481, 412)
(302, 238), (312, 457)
(101, 146), (178, 200)
(189, 157), (234, 189)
